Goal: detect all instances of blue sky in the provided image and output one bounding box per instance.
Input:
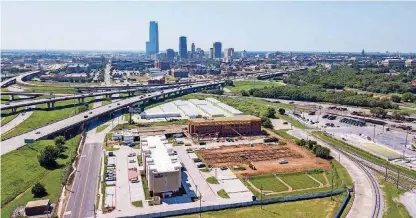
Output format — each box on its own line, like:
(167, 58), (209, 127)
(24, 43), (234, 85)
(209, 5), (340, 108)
(1, 1), (415, 52)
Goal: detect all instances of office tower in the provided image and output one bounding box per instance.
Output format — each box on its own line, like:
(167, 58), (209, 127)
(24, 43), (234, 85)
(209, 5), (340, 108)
(224, 48), (234, 60)
(241, 50), (247, 58)
(191, 43), (195, 55)
(200, 49), (205, 58)
(166, 49), (175, 61)
(361, 49), (365, 56)
(213, 42), (222, 58)
(196, 48), (201, 53)
(146, 21), (159, 55)
(179, 36), (188, 59)
(209, 48), (214, 59)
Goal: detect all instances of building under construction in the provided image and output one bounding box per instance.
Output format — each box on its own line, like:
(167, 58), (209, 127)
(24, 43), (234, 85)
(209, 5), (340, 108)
(188, 115), (262, 138)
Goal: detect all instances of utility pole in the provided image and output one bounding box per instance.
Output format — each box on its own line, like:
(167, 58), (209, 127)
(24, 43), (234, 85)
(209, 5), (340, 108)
(385, 161), (388, 181)
(93, 204), (96, 218)
(261, 184), (263, 209)
(397, 169), (400, 189)
(405, 131), (409, 148)
(373, 125), (376, 142)
(331, 171), (334, 200)
(199, 193), (202, 218)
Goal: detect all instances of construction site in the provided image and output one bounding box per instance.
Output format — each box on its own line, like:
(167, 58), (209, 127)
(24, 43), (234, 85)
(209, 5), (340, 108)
(197, 138), (331, 177)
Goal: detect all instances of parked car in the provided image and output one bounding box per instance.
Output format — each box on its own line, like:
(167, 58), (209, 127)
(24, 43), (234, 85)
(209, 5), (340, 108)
(220, 166), (228, 170)
(108, 152), (114, 156)
(131, 179), (139, 183)
(197, 163), (206, 168)
(279, 160), (288, 164)
(84, 115), (88, 118)
(129, 159), (136, 163)
(128, 153), (136, 157)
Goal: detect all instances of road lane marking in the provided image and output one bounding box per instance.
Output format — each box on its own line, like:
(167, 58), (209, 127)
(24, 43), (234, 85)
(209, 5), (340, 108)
(77, 144), (94, 218)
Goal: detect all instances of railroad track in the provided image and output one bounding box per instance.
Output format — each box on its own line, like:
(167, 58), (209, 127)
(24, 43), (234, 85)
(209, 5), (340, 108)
(342, 151), (382, 218)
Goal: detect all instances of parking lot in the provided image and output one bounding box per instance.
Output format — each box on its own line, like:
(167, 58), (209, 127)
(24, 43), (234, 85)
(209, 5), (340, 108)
(289, 111), (416, 157)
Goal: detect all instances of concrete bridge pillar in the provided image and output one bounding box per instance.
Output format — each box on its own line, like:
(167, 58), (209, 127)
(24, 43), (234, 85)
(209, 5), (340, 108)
(47, 102), (55, 109)
(11, 107), (17, 113)
(10, 95), (15, 100)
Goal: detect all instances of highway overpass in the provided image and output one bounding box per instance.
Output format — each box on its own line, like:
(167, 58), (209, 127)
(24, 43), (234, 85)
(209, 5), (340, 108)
(0, 70), (42, 88)
(1, 81), (224, 155)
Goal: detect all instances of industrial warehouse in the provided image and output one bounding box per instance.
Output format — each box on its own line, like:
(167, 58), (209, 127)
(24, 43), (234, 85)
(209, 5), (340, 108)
(140, 98), (244, 120)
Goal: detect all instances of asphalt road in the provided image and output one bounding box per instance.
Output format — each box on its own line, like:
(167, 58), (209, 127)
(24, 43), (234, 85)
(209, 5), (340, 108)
(64, 121), (104, 218)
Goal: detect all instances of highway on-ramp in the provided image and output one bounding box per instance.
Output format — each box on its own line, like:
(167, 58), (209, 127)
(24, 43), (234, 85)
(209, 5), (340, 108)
(1, 82), (223, 155)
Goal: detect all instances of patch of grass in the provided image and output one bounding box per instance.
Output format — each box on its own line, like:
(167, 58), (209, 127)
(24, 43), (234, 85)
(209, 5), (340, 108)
(96, 124), (109, 133)
(140, 174), (153, 206)
(279, 173), (320, 190)
(101, 156), (108, 210)
(217, 189), (230, 198)
(377, 175), (411, 218)
(268, 129), (297, 142)
(1, 135), (80, 218)
(1, 107), (24, 127)
(277, 114), (308, 129)
(137, 154), (142, 166)
(23, 86), (77, 94)
(309, 173), (327, 185)
(206, 176), (219, 184)
(132, 200), (143, 207)
(249, 174), (288, 193)
(1, 98), (95, 140)
(200, 168), (210, 173)
(312, 131), (416, 178)
(113, 119), (188, 131)
(101, 99), (112, 106)
(174, 194), (345, 218)
(226, 80), (284, 94)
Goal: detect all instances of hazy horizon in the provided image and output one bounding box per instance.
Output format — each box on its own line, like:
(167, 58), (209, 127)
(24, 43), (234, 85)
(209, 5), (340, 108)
(2, 1), (415, 52)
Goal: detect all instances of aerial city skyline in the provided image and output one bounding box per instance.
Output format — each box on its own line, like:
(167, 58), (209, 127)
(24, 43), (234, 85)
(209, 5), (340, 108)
(145, 21), (244, 61)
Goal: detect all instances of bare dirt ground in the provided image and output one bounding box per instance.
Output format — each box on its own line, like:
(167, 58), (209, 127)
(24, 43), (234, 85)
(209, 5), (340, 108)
(198, 141), (330, 177)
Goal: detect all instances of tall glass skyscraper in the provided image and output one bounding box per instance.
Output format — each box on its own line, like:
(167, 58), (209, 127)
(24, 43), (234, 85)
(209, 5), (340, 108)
(179, 36), (187, 59)
(146, 21), (159, 55)
(213, 42), (222, 58)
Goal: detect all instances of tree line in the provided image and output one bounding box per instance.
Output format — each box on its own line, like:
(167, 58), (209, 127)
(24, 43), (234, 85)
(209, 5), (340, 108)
(283, 67), (416, 95)
(246, 85), (398, 109)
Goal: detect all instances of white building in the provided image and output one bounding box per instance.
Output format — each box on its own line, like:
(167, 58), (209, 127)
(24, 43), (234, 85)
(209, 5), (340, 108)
(141, 135), (182, 197)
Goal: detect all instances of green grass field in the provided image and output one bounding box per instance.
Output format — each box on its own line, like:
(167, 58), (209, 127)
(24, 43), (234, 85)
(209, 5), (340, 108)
(1, 107), (24, 127)
(132, 200), (143, 207)
(96, 124), (109, 133)
(309, 173), (327, 185)
(279, 173), (320, 190)
(1, 98), (94, 140)
(378, 175), (411, 218)
(1, 135), (80, 218)
(23, 86), (77, 94)
(249, 174), (289, 193)
(226, 80), (284, 94)
(175, 194), (345, 218)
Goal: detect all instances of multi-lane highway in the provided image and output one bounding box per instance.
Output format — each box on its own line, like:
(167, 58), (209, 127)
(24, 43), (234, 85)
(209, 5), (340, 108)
(1, 82), (223, 155)
(0, 70), (41, 88)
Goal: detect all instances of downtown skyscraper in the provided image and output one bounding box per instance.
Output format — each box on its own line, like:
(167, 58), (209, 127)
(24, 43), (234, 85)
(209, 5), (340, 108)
(179, 36), (187, 59)
(213, 42), (222, 59)
(146, 21), (159, 55)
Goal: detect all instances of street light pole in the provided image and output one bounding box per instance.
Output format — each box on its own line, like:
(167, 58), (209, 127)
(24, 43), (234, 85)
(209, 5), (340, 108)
(260, 184), (263, 209)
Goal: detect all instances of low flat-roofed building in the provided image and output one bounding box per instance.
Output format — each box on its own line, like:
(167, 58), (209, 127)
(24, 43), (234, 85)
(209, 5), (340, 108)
(188, 115), (261, 137)
(25, 199), (51, 216)
(382, 59), (406, 67)
(141, 135), (182, 197)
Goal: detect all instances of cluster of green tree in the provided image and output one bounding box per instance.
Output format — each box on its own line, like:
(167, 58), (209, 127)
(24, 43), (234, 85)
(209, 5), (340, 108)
(284, 67), (416, 94)
(38, 136), (67, 167)
(391, 93), (416, 103)
(296, 139), (330, 159)
(261, 107), (276, 128)
(247, 85), (398, 109)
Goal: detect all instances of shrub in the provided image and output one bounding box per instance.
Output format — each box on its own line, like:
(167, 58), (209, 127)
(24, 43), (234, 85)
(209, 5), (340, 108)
(241, 90), (249, 96)
(266, 107), (276, 118)
(296, 139), (307, 146)
(38, 145), (59, 167)
(32, 183), (47, 197)
(391, 95), (401, 103)
(278, 141), (287, 145)
(315, 146), (330, 159)
(262, 118), (273, 128)
(54, 136), (66, 153)
(278, 108), (286, 115)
